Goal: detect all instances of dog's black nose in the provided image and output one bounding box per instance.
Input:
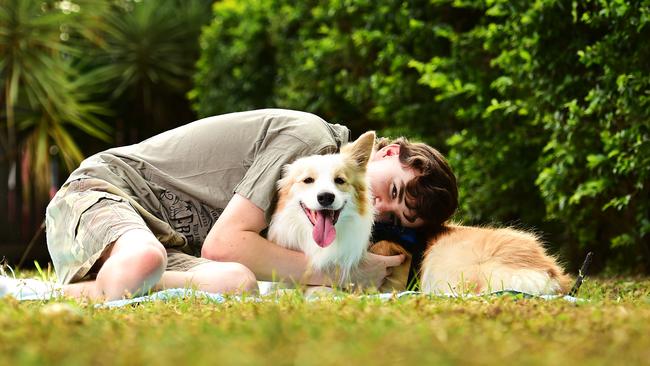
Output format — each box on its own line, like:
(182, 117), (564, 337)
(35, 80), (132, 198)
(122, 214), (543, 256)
(317, 192), (335, 206)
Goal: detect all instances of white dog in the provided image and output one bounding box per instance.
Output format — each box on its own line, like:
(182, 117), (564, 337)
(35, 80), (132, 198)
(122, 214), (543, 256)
(267, 131), (376, 283)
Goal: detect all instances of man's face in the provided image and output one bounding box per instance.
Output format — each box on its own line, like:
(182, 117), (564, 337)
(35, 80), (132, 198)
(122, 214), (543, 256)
(366, 144), (424, 228)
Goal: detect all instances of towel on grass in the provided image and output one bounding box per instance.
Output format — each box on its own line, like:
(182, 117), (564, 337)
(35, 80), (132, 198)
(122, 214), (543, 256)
(99, 288), (582, 308)
(1, 276), (583, 307)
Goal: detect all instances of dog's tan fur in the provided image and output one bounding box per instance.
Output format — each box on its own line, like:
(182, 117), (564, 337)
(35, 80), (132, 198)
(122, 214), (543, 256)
(369, 241), (412, 292)
(371, 225), (570, 295)
(339, 134), (374, 218)
(420, 225), (571, 295)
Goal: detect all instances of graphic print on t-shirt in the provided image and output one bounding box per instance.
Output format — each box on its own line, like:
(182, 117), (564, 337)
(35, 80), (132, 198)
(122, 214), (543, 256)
(159, 190), (223, 255)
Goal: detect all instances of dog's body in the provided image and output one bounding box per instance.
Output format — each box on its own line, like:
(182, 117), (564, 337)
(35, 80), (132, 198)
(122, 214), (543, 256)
(267, 132), (376, 282)
(419, 225), (571, 295)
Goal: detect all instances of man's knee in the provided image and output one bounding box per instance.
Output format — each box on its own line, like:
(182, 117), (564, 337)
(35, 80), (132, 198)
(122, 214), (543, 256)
(111, 230), (167, 278)
(132, 244), (167, 277)
(94, 234), (167, 298)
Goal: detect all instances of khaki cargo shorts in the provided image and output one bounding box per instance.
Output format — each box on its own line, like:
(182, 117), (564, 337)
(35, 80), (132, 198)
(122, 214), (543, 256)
(46, 178), (211, 285)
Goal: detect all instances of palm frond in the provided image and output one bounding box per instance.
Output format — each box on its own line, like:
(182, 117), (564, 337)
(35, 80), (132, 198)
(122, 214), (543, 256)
(86, 0), (211, 98)
(1, 0), (113, 199)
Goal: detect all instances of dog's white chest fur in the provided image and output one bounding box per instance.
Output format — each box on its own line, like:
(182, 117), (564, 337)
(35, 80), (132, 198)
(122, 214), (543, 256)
(268, 193), (373, 275)
(268, 132), (376, 281)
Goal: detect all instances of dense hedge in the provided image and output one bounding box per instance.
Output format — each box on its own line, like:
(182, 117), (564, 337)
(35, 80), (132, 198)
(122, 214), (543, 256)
(191, 0), (461, 139)
(192, 0), (650, 273)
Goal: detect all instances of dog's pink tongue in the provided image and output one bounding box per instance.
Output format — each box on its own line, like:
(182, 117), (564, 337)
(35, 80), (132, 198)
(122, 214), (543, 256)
(313, 211), (336, 248)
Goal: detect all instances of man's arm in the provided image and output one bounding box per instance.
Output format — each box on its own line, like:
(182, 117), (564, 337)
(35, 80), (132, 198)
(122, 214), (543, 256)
(201, 194), (328, 285)
(201, 194), (403, 287)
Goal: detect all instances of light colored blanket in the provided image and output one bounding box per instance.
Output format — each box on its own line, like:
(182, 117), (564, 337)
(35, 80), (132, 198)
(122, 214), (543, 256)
(0, 276), (583, 307)
(98, 288), (582, 308)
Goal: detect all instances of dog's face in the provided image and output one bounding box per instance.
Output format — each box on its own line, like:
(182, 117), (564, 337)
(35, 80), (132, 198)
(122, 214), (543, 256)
(278, 155), (357, 248)
(275, 132), (375, 249)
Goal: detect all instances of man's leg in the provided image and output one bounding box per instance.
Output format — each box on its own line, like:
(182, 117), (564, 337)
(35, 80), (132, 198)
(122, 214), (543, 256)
(158, 250), (258, 294)
(2, 235), (258, 300)
(62, 229), (167, 300)
(157, 262), (258, 294)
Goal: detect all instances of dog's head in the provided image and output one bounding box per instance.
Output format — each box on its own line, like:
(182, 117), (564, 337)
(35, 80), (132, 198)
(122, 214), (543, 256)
(275, 131), (376, 249)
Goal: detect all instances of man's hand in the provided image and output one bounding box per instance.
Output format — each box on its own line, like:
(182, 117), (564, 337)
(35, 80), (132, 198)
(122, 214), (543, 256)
(349, 252), (405, 289)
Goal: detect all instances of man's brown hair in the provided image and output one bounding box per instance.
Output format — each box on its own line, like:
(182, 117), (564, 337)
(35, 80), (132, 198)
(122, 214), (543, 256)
(376, 137), (458, 237)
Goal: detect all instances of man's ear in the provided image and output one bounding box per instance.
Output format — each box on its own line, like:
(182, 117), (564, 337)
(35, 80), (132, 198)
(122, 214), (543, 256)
(376, 144), (400, 158)
(341, 131), (375, 168)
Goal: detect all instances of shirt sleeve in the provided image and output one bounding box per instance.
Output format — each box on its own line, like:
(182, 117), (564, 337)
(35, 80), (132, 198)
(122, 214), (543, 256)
(234, 137), (324, 225)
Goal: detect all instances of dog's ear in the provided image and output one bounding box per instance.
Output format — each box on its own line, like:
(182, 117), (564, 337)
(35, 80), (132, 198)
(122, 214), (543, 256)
(276, 162), (294, 190)
(341, 131), (375, 168)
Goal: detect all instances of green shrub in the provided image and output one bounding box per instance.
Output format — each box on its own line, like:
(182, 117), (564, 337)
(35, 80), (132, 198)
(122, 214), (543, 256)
(190, 0), (276, 117)
(419, 0), (650, 272)
(191, 0), (650, 273)
(193, 0), (459, 138)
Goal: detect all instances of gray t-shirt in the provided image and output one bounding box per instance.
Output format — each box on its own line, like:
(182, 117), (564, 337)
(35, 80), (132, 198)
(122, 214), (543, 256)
(67, 109), (350, 255)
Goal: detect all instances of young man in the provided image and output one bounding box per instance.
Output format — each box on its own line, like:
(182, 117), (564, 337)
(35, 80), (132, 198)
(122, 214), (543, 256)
(1, 109), (458, 300)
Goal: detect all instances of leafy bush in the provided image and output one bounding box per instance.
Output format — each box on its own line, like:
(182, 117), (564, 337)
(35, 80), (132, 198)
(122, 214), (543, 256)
(193, 0), (458, 138)
(190, 0), (276, 118)
(422, 0), (650, 272)
(192, 0), (650, 272)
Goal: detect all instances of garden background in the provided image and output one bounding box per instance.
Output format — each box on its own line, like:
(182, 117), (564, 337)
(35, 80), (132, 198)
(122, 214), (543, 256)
(1, 0), (648, 275)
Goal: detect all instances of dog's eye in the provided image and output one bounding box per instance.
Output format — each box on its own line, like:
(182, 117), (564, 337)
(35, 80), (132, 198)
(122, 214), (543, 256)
(303, 177), (314, 184)
(334, 177), (346, 185)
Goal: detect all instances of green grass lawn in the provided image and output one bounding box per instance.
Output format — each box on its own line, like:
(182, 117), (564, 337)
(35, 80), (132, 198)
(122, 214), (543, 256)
(1, 278), (649, 365)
